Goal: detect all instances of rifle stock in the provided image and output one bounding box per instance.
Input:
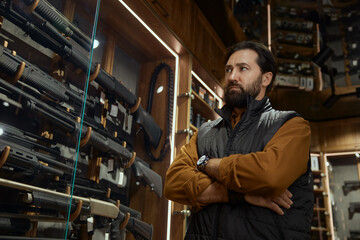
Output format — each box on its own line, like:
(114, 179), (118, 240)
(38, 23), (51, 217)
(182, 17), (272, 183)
(132, 157), (163, 197)
(342, 180), (360, 196)
(111, 211), (153, 240)
(349, 202), (360, 220)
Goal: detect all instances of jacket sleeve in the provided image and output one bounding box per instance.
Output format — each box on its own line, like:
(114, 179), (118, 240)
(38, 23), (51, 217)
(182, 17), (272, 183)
(164, 132), (214, 209)
(217, 116), (311, 197)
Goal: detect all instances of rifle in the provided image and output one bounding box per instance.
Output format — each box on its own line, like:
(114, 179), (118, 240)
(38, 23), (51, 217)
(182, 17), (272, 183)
(0, 44), (96, 110)
(0, 177), (119, 218)
(0, 121), (80, 176)
(23, 191), (92, 216)
(0, 78), (136, 167)
(0, 42), (135, 147)
(0, 178), (153, 240)
(348, 202), (360, 220)
(53, 146), (163, 197)
(0, 0), (162, 148)
(342, 180), (360, 196)
(21, 0), (92, 51)
(0, 139), (64, 176)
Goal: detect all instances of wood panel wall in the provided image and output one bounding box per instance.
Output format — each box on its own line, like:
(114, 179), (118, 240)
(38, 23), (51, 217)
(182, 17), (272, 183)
(310, 117), (360, 153)
(144, 0), (246, 85)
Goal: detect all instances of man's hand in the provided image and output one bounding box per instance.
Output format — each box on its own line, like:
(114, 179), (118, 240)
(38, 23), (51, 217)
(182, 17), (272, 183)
(244, 189), (293, 215)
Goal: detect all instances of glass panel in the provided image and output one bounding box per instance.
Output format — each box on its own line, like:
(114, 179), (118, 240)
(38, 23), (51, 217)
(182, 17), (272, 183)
(0, 0), (98, 239)
(327, 154), (360, 240)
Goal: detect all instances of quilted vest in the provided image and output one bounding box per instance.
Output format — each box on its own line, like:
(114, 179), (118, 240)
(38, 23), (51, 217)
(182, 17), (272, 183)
(185, 96), (314, 240)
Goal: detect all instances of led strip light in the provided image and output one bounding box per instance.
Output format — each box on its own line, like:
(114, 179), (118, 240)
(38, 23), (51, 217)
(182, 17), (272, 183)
(118, 1), (179, 239)
(191, 70), (223, 108)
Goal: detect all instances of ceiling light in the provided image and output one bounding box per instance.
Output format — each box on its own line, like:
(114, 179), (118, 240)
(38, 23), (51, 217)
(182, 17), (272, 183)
(2, 101), (9, 107)
(355, 152), (360, 158)
(0, 128), (3, 136)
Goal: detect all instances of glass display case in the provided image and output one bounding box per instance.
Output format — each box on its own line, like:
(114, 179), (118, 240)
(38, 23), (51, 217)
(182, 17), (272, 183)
(0, 0), (180, 239)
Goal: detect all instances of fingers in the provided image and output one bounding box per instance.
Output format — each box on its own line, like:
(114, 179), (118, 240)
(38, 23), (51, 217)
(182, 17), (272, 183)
(285, 189), (293, 198)
(267, 201), (284, 215)
(244, 194), (285, 215)
(272, 190), (293, 210)
(272, 196), (291, 210)
(244, 189), (294, 216)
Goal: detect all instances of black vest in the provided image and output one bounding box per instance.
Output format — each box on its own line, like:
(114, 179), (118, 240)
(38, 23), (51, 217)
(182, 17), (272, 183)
(185, 96), (313, 240)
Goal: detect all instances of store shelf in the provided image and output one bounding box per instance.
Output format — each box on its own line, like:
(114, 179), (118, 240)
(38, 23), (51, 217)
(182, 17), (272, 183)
(272, 1), (320, 93)
(310, 153), (334, 239)
(312, 170), (324, 176)
(273, 42), (316, 53)
(277, 58), (313, 65)
(311, 226), (329, 232)
(314, 207), (327, 212)
(190, 123), (197, 133)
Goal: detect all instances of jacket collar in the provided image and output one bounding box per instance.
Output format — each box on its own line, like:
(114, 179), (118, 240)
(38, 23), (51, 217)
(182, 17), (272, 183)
(215, 95), (272, 127)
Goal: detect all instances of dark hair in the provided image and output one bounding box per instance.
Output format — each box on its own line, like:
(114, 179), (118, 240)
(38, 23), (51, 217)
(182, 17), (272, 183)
(225, 41), (277, 91)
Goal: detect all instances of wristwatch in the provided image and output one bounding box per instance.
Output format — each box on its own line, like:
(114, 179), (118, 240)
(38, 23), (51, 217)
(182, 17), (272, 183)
(197, 155), (210, 171)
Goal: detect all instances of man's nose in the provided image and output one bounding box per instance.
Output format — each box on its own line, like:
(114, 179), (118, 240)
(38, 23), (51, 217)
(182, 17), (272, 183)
(228, 69), (240, 81)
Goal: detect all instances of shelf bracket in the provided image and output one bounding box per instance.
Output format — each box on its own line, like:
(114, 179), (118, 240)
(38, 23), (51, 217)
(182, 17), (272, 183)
(172, 209), (191, 217)
(178, 92), (194, 100)
(177, 128), (193, 136)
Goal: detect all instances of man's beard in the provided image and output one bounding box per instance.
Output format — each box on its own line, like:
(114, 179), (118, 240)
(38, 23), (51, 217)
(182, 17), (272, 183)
(224, 74), (262, 108)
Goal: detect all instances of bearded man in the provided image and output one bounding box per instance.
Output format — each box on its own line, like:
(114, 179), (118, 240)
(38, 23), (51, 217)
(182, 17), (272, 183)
(164, 41), (314, 240)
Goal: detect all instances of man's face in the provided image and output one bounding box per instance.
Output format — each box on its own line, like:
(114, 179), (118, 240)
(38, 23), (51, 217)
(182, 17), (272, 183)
(224, 49), (264, 108)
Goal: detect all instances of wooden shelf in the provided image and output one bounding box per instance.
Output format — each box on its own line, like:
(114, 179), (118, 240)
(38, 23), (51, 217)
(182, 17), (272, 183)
(276, 73), (312, 78)
(313, 189), (326, 195)
(314, 207), (327, 212)
(274, 1), (318, 9)
(277, 58), (313, 65)
(275, 28), (314, 35)
(273, 43), (316, 53)
(191, 91), (219, 122)
(190, 123), (197, 132)
(312, 170), (325, 177)
(311, 226), (329, 232)
(274, 16), (314, 24)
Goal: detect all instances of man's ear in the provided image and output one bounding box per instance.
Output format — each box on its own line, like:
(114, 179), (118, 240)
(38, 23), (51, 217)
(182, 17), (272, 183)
(262, 72), (273, 87)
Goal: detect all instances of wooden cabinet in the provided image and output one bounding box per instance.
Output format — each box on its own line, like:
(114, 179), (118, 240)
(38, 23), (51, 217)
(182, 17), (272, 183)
(144, 0), (237, 86)
(190, 60), (224, 130)
(309, 118), (360, 240)
(144, 0), (195, 50)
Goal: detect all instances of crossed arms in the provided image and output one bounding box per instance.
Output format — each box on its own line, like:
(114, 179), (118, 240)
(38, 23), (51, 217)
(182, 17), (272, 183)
(164, 117), (311, 214)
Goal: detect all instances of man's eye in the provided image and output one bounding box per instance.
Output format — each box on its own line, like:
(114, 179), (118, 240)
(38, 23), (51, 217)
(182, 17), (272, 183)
(240, 67), (248, 71)
(225, 68), (232, 73)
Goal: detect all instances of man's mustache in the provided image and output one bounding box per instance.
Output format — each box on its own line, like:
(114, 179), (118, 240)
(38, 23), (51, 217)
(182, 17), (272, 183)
(225, 81), (243, 92)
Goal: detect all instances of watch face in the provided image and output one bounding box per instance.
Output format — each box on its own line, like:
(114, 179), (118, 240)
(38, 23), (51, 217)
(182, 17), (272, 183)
(198, 155), (207, 163)
(197, 155), (209, 170)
